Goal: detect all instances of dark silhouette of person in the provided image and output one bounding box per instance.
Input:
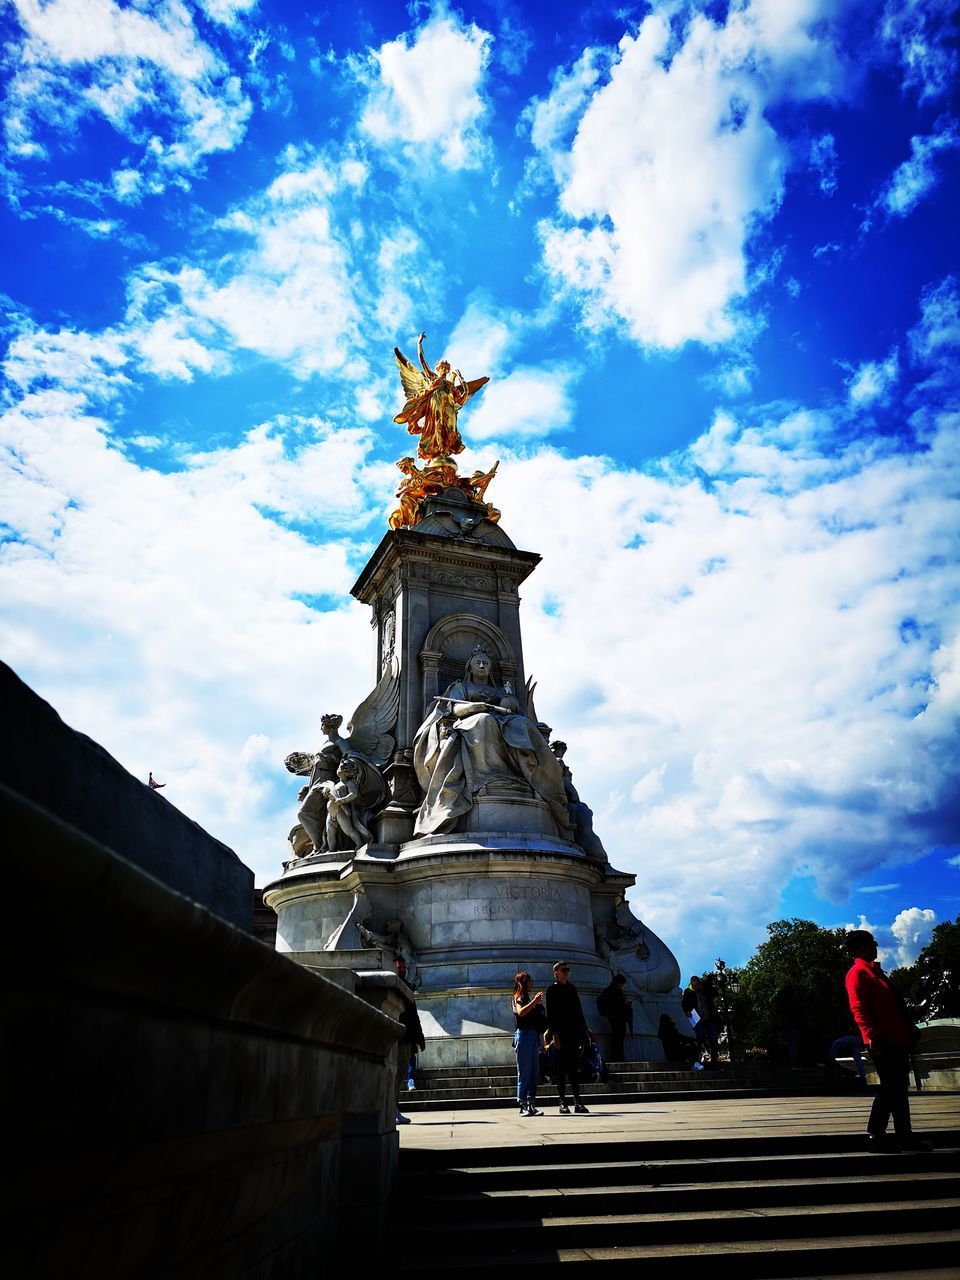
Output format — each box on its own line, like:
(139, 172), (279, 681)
(844, 930), (930, 1152)
(544, 961), (589, 1114)
(597, 973), (632, 1060)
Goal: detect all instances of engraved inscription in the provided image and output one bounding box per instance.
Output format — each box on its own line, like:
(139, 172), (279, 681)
(493, 882), (563, 902)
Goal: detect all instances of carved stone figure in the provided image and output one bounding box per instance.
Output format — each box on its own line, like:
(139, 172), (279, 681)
(550, 739), (607, 862)
(357, 916), (420, 987)
(412, 646), (572, 837)
(388, 455), (501, 531)
(283, 659), (399, 856)
(320, 758), (373, 851)
(393, 332), (489, 459)
(596, 894), (654, 971)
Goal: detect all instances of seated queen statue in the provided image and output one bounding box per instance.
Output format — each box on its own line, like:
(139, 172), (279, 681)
(412, 646), (573, 839)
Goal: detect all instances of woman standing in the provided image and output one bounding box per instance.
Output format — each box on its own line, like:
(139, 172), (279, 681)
(513, 972), (546, 1117)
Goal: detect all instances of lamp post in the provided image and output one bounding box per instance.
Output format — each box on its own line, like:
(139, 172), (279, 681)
(714, 958), (740, 1068)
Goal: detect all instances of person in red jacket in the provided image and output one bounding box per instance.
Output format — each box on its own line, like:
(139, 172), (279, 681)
(844, 930), (929, 1152)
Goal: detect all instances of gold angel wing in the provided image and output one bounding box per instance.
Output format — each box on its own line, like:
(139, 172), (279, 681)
(462, 375), (490, 398)
(394, 347), (429, 403)
(345, 655), (400, 767)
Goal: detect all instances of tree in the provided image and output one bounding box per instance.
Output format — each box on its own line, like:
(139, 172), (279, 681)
(734, 918), (850, 1059)
(910, 914), (960, 1020)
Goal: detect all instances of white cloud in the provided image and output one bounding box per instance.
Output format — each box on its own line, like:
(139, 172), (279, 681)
(5, 0), (251, 191)
(445, 295), (522, 376)
(847, 349), (899, 406)
(878, 118), (960, 218)
(891, 906), (937, 965)
(532, 1), (846, 349)
(196, 0), (258, 25)
(946, 854), (960, 868)
(359, 12), (491, 170)
(0, 377), (381, 870)
(810, 131), (838, 195)
(882, 0), (959, 102)
(910, 275), (960, 364)
(481, 367), (960, 958)
(465, 365), (577, 441)
(147, 156), (369, 379)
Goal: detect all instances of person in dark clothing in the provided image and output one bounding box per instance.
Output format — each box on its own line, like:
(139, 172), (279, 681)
(544, 960), (589, 1114)
(844, 930), (930, 1152)
(597, 973), (632, 1061)
(394, 957), (425, 1126)
(681, 974), (719, 1066)
(658, 1014), (698, 1066)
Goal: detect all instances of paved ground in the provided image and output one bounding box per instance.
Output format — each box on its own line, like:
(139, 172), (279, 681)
(398, 1092), (960, 1152)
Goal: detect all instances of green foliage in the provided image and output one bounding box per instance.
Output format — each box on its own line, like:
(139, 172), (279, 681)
(735, 918), (850, 1051)
(913, 914), (960, 1019)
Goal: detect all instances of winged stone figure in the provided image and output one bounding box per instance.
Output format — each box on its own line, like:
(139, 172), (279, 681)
(393, 331), (489, 459)
(285, 657), (400, 855)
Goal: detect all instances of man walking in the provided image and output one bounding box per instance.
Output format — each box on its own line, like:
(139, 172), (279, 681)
(544, 961), (589, 1114)
(844, 930), (929, 1152)
(394, 956), (425, 1127)
(682, 974), (719, 1067)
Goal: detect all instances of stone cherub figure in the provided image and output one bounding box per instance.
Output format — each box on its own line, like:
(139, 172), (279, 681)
(284, 658), (399, 857)
(321, 757), (373, 851)
(393, 332), (489, 459)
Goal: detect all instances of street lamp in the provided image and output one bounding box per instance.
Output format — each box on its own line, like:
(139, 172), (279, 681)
(714, 958), (739, 1068)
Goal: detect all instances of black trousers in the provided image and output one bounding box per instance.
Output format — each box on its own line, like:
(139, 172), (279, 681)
(608, 1018), (627, 1061)
(553, 1032), (583, 1102)
(869, 1044), (912, 1138)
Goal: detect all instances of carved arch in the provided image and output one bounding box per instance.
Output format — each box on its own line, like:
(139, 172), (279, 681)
(419, 613), (519, 718)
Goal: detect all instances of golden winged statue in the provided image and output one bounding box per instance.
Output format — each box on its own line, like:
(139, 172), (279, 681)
(393, 332), (489, 459)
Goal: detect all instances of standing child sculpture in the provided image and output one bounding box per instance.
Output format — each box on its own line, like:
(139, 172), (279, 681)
(321, 758), (373, 852)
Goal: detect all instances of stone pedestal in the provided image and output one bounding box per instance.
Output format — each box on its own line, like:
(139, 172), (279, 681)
(268, 490), (684, 1067)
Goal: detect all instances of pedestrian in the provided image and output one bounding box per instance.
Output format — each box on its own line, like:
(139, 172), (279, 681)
(681, 974), (719, 1067)
(597, 973), (632, 1061)
(544, 961), (589, 1114)
(394, 956), (425, 1127)
(658, 1014), (698, 1068)
(844, 930), (930, 1152)
(512, 971), (546, 1117)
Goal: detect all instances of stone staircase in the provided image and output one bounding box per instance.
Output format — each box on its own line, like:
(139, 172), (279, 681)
(393, 1129), (960, 1276)
(403, 1060), (853, 1110)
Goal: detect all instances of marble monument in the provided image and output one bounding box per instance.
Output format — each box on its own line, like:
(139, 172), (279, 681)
(263, 334), (682, 1065)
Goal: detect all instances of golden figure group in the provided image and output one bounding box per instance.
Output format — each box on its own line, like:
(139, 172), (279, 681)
(389, 332), (499, 530)
(388, 457), (501, 530)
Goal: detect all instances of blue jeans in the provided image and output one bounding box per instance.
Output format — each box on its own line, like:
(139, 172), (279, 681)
(831, 1034), (865, 1077)
(514, 1028), (540, 1102)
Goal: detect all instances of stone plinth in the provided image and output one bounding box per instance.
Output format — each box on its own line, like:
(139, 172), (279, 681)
(265, 832), (682, 1067)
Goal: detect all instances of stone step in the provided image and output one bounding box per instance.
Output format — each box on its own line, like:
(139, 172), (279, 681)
(396, 1232), (960, 1275)
(404, 1063), (842, 1109)
(400, 1198), (960, 1254)
(391, 1132), (960, 1276)
(398, 1160), (960, 1212)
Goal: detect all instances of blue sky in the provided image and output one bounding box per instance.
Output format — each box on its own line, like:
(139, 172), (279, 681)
(1, 0), (958, 977)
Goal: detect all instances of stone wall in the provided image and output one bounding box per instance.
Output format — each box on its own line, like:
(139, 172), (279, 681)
(0, 660), (252, 929)
(2, 782), (401, 1279)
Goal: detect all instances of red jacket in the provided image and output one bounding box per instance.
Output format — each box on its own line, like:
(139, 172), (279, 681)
(845, 958), (912, 1046)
